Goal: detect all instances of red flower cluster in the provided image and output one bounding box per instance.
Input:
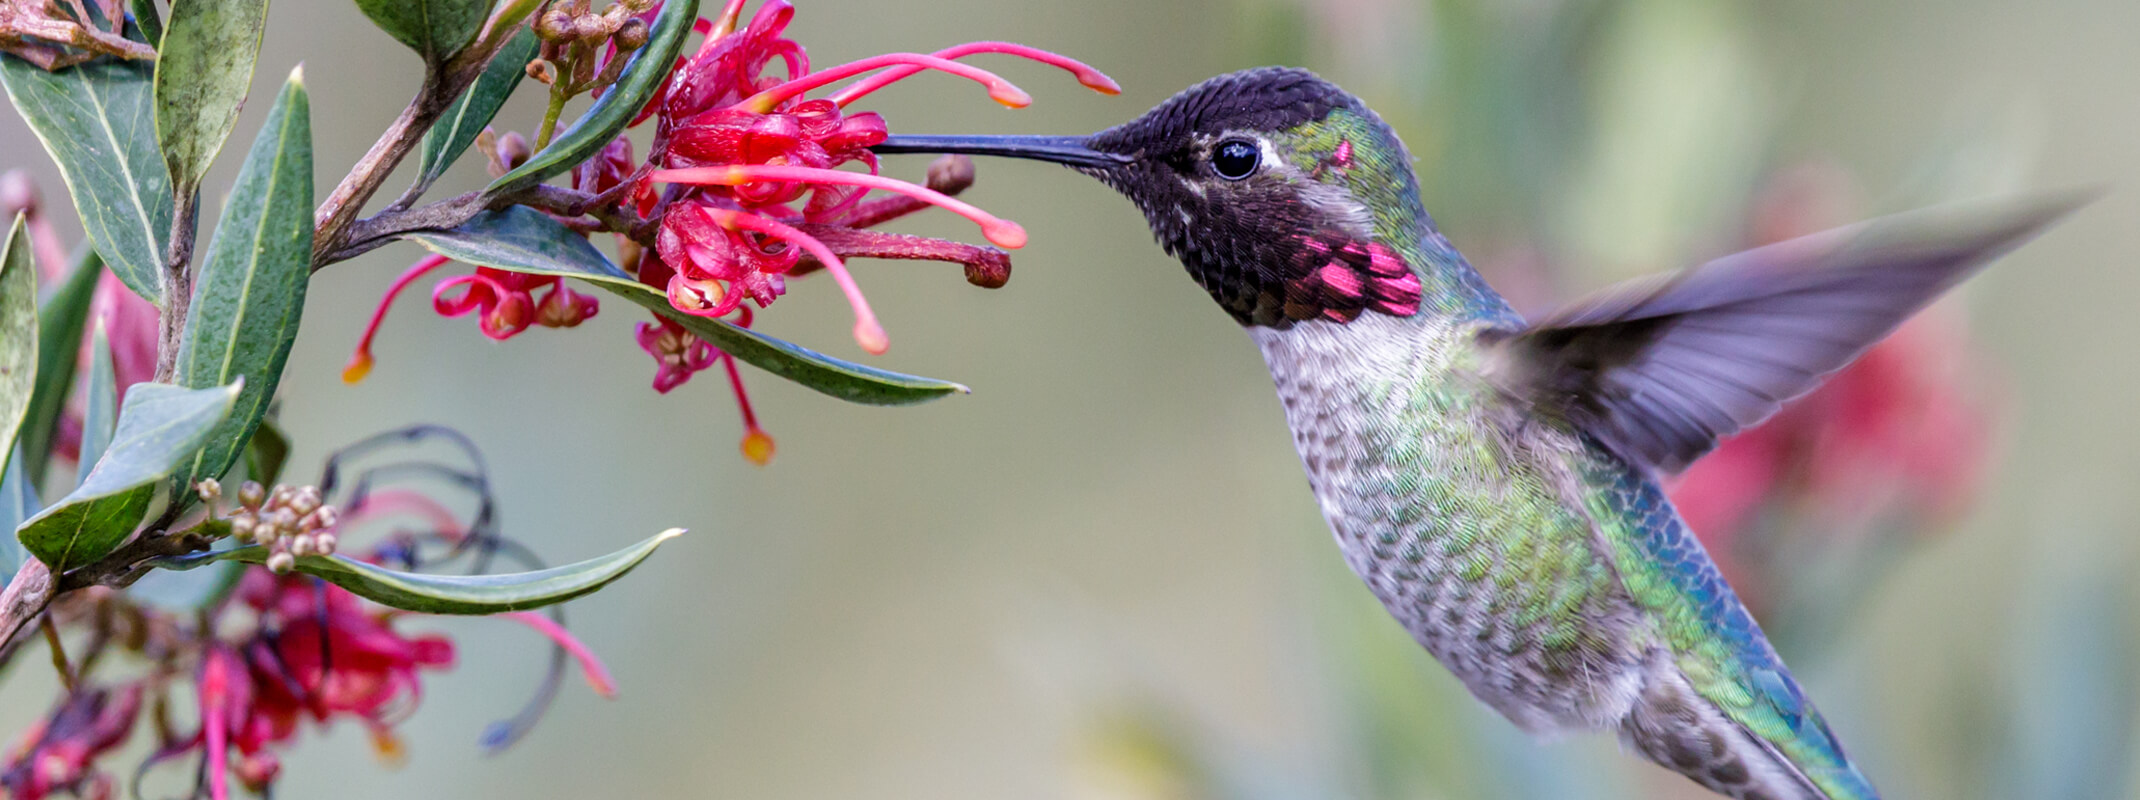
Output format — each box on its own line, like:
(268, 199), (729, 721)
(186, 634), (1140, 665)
(344, 0), (1114, 465)
(1, 686), (141, 800)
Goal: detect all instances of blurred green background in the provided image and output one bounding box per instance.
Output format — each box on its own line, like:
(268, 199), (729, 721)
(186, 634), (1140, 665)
(7, 0), (2140, 797)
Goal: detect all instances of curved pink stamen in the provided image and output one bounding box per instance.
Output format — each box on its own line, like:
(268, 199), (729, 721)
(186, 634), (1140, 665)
(342, 488), (468, 542)
(828, 41), (1119, 107)
(653, 165), (1027, 249)
(497, 612), (617, 699)
(702, 0), (751, 48)
(344, 255), (451, 384)
(740, 52), (1031, 113)
(200, 650), (233, 800)
(709, 208), (888, 354)
(430, 273), (514, 317)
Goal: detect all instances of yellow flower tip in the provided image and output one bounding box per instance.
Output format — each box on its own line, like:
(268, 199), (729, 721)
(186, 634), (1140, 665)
(741, 428), (776, 466)
(341, 353), (373, 384)
(988, 83), (1034, 108)
(983, 219), (1028, 249)
(369, 727), (407, 768)
(853, 319), (889, 355)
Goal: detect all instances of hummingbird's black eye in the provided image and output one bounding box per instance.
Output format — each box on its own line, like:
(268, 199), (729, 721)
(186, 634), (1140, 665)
(1211, 139), (1261, 180)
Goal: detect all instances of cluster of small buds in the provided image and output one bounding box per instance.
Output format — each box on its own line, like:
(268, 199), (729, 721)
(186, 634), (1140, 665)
(223, 481), (340, 574)
(530, 0), (658, 90)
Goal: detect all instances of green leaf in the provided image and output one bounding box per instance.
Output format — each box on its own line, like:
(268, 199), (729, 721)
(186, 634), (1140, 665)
(354, 0), (486, 64)
(172, 68), (310, 496)
(0, 448), (37, 587)
(0, 49), (173, 301)
(400, 207), (970, 405)
(154, 0), (271, 195)
(487, 0), (699, 196)
(20, 249), (102, 488)
(629, 294), (971, 406)
(156, 528), (684, 614)
(75, 322), (117, 488)
(17, 381), (241, 572)
(414, 26), (536, 196)
(0, 216), (34, 473)
(243, 417), (288, 486)
(130, 0), (166, 45)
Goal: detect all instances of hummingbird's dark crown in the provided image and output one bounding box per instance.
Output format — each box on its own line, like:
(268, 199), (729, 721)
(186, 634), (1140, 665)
(1086, 67), (1362, 154)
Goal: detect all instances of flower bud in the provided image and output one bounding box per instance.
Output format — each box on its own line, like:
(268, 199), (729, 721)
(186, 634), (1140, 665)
(573, 14), (609, 42)
(535, 9), (574, 41)
(615, 17), (649, 50)
(253, 526), (278, 547)
(290, 486), (322, 516)
(288, 534), (315, 557)
(238, 481), (266, 510)
(312, 505), (339, 531)
(266, 551), (296, 574)
(314, 532), (338, 556)
(196, 479), (222, 503)
(230, 515), (255, 538)
(496, 131), (531, 171)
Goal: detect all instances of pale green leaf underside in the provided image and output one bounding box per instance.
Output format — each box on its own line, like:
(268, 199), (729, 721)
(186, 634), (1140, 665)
(17, 381), (241, 571)
(0, 52), (172, 301)
(0, 216), (35, 474)
(154, 0), (272, 193)
(153, 528), (684, 614)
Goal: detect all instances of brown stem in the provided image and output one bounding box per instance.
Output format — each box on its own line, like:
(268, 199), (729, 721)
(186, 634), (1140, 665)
(153, 188), (197, 383)
(312, 25), (527, 264)
(0, 559), (54, 667)
(40, 615), (74, 691)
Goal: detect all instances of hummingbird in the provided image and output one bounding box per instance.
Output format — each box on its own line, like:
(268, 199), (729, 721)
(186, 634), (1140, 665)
(875, 67), (2078, 800)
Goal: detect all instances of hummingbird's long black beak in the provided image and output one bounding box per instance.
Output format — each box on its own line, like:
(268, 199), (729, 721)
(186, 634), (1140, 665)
(872, 134), (1131, 169)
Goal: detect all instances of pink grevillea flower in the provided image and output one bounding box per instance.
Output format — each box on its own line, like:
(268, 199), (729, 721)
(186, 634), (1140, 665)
(346, 0), (1114, 463)
(631, 253), (776, 463)
(182, 566), (617, 799)
(1, 685), (142, 800)
(342, 254), (599, 384)
(638, 0), (1109, 354)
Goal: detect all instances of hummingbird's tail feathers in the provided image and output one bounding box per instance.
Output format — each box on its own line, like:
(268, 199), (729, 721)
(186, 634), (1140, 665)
(1618, 652), (1882, 800)
(1486, 191), (2088, 474)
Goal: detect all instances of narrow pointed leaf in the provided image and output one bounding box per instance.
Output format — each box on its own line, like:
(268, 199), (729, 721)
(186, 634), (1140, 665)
(414, 27), (536, 194)
(0, 449), (37, 588)
(17, 381), (241, 572)
(0, 51), (171, 301)
(487, 0), (698, 196)
(173, 68), (310, 496)
(0, 216), (34, 469)
(354, 0), (487, 64)
(154, 528), (684, 614)
(130, 0), (166, 45)
(20, 249), (103, 487)
(400, 207), (968, 405)
(75, 322), (117, 488)
(154, 0), (270, 195)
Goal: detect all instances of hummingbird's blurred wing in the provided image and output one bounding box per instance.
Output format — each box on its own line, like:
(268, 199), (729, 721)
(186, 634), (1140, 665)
(1488, 193), (2086, 474)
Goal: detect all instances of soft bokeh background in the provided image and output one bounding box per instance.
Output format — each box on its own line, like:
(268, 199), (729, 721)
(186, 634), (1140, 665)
(6, 0), (2140, 797)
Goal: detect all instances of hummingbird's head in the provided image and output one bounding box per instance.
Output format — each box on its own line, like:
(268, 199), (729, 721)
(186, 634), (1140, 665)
(876, 67), (1430, 327)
